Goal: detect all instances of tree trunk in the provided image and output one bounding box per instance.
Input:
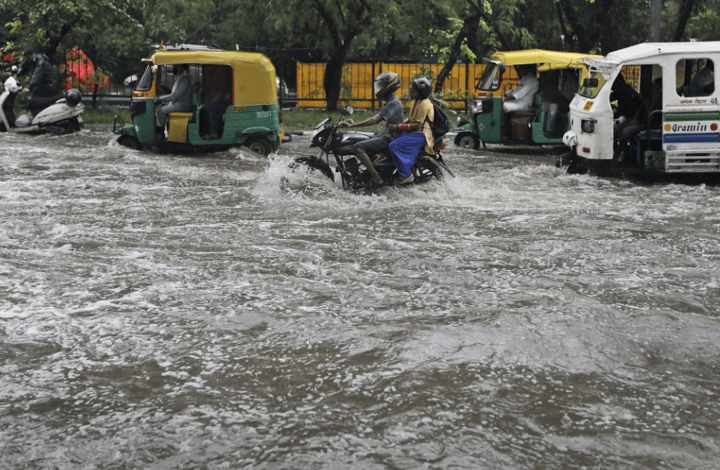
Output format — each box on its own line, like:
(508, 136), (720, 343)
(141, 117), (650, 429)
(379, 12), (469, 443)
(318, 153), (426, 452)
(649, 0), (663, 41)
(435, 11), (481, 93)
(324, 37), (354, 111)
(672, 0), (697, 41)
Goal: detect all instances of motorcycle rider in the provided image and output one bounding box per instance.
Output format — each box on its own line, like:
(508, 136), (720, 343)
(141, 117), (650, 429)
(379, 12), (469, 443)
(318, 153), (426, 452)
(338, 71), (404, 184)
(20, 47), (62, 115)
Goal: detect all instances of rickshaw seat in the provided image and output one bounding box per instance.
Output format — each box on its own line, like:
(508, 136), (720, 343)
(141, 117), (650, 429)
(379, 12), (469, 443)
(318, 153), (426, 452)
(167, 112), (194, 143)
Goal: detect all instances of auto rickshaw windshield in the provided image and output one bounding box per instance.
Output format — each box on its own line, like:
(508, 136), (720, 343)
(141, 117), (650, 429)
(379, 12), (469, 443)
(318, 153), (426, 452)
(578, 71), (607, 98)
(136, 65), (154, 92)
(476, 62), (502, 91)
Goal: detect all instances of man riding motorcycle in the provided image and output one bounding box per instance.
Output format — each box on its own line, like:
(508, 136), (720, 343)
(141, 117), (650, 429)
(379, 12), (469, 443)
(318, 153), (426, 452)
(337, 71), (404, 185)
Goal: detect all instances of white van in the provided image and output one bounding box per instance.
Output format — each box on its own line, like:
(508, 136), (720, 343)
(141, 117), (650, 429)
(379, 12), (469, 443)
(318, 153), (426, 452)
(561, 42), (720, 176)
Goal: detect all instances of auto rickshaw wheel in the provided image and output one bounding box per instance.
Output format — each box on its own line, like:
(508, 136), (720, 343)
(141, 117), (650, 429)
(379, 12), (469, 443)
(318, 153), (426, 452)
(457, 133), (480, 150)
(118, 134), (141, 150)
(246, 138), (273, 156)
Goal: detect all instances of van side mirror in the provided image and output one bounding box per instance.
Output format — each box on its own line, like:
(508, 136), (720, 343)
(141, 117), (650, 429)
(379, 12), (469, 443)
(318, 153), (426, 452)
(583, 78), (599, 88)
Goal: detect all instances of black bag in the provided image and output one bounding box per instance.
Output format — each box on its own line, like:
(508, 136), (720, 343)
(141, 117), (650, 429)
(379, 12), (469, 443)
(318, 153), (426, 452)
(428, 100), (450, 140)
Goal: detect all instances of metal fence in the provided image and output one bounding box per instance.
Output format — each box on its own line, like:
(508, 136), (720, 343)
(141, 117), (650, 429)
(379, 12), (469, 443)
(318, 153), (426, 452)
(296, 61), (489, 112)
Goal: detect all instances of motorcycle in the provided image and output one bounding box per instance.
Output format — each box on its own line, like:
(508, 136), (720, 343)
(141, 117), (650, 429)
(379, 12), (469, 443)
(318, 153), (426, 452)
(290, 117), (454, 190)
(0, 68), (84, 134)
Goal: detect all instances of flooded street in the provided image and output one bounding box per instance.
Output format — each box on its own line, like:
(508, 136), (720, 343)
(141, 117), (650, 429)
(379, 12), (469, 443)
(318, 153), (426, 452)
(2, 127), (720, 469)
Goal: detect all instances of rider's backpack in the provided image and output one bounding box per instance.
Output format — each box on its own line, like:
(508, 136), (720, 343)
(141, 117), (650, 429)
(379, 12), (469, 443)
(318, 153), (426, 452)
(428, 100), (450, 141)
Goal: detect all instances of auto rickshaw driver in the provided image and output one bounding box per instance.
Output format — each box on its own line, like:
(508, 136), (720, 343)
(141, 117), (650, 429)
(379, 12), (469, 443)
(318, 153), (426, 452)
(155, 63), (193, 140)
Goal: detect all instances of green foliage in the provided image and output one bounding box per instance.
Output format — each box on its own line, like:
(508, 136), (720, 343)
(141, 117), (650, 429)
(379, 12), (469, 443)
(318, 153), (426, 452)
(683, 2), (720, 41)
(429, 17), (477, 64)
(2, 0), (715, 108)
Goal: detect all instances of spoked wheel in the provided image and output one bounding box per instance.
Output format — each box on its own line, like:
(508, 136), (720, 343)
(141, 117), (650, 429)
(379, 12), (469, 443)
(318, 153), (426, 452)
(118, 134), (141, 150)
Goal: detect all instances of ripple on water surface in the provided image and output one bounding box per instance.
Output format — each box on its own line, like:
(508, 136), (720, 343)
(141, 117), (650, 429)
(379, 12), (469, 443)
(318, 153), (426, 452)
(1, 134), (720, 468)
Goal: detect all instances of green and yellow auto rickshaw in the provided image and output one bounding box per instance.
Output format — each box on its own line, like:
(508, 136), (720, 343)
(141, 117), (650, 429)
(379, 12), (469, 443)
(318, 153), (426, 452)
(114, 49), (284, 155)
(454, 49), (600, 149)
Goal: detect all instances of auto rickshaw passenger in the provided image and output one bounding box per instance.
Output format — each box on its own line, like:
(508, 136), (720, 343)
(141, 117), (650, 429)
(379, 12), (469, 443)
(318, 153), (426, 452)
(687, 61), (714, 96)
(503, 64), (539, 113)
(155, 64), (193, 136)
(338, 71), (404, 184)
(206, 88), (231, 139)
(610, 73), (644, 138)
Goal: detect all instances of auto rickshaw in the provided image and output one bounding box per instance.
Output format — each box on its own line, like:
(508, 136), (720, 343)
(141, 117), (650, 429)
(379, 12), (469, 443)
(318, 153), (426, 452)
(114, 50), (284, 155)
(561, 41), (720, 176)
(454, 49), (600, 149)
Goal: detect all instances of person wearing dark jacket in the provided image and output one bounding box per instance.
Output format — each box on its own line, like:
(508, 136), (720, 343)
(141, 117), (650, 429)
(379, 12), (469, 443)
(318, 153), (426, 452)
(21, 47), (60, 99)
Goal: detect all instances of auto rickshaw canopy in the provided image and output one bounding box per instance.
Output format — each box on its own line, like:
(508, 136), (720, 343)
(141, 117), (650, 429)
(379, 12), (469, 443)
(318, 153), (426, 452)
(489, 49), (602, 72)
(149, 50), (278, 106)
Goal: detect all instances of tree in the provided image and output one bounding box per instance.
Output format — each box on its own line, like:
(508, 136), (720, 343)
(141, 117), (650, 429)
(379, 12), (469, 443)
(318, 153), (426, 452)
(1, 0), (146, 66)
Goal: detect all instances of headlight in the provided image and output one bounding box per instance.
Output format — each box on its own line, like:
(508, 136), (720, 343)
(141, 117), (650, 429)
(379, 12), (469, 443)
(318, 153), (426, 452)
(581, 119), (595, 134)
(470, 100), (483, 115)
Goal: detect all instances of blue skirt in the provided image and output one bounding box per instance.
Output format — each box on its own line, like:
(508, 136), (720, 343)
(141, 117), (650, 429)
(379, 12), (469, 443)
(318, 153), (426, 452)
(388, 133), (427, 178)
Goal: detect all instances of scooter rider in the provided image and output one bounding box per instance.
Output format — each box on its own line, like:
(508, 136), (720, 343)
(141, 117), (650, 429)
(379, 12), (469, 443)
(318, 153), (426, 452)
(338, 71), (404, 184)
(1, 65), (23, 130)
(20, 47), (61, 98)
(19, 47), (62, 115)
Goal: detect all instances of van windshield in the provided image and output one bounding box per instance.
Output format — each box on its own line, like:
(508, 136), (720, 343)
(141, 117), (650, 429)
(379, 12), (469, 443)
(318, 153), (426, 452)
(578, 71), (607, 99)
(136, 66), (153, 92)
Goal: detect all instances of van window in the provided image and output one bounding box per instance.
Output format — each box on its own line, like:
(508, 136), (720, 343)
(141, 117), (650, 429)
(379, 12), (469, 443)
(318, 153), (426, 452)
(677, 58), (715, 97)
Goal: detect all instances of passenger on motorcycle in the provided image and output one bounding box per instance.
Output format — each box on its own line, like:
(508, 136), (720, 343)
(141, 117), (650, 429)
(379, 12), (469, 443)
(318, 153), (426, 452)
(388, 77), (434, 185)
(338, 71), (404, 184)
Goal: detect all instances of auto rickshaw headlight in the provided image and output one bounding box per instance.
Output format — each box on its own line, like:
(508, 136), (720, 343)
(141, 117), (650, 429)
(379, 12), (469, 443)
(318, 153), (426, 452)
(581, 119), (595, 134)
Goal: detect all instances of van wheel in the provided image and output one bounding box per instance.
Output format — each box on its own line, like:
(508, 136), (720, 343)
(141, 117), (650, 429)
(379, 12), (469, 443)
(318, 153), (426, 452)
(247, 139), (273, 156)
(457, 133), (479, 150)
(118, 134), (141, 150)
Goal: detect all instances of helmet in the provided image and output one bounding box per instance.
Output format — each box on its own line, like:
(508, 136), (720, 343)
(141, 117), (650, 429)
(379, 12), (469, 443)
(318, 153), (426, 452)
(373, 72), (400, 100)
(65, 88), (82, 107)
(410, 77), (432, 99)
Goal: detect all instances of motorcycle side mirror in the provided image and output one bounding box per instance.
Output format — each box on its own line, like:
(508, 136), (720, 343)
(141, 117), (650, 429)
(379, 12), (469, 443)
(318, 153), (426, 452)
(583, 77), (599, 88)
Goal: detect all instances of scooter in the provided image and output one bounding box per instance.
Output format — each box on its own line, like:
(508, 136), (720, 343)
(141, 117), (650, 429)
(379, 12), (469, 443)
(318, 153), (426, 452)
(0, 69), (84, 134)
(290, 117), (454, 191)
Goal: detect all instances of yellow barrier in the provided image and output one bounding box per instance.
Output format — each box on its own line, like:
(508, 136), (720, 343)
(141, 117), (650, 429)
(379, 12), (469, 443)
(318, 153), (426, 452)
(296, 62), (490, 110)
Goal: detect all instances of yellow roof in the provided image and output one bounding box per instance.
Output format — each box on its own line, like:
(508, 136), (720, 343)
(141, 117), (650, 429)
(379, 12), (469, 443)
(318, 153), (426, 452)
(490, 49), (602, 72)
(151, 50), (277, 106)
